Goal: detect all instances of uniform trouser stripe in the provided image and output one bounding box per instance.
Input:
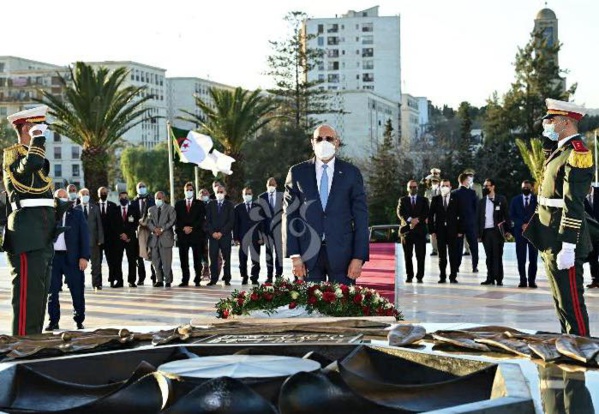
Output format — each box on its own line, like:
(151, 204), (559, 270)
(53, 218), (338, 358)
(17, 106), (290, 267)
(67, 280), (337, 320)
(18, 253), (28, 336)
(568, 266), (587, 337)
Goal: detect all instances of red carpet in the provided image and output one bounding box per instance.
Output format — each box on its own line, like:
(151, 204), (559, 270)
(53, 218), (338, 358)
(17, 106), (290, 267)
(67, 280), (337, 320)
(359, 243), (395, 303)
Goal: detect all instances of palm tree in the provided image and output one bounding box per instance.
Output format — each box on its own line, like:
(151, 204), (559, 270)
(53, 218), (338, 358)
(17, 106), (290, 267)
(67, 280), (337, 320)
(39, 62), (153, 194)
(180, 86), (277, 200)
(516, 137), (546, 191)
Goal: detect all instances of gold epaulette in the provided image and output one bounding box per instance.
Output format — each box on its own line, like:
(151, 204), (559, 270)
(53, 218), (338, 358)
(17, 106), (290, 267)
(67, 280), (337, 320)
(568, 140), (593, 169)
(2, 144), (27, 170)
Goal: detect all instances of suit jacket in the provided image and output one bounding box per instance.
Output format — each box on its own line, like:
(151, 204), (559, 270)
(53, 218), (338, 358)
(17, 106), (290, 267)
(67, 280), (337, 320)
(509, 194), (537, 237)
(397, 195), (429, 239)
(477, 194), (512, 236)
(205, 199), (235, 240)
(98, 200), (117, 244)
(61, 207), (91, 266)
(147, 204), (176, 248)
(75, 202), (104, 246)
(584, 188), (599, 220)
(454, 186), (478, 228)
(283, 157), (369, 274)
(111, 202), (140, 241)
(174, 198), (206, 244)
(428, 192), (463, 237)
(132, 195), (155, 219)
(258, 190), (283, 237)
(234, 202), (265, 243)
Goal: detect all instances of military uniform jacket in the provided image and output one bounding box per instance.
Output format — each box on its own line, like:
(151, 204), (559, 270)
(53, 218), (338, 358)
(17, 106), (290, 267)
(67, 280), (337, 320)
(524, 135), (593, 257)
(2, 136), (54, 254)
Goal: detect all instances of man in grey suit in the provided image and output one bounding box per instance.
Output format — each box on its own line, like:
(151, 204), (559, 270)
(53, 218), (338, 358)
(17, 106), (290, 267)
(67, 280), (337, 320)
(147, 191), (176, 287)
(258, 177), (284, 282)
(75, 188), (104, 290)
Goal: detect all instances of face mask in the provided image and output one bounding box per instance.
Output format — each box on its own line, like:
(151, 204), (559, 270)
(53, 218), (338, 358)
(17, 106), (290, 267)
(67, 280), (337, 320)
(81, 195), (90, 204)
(267, 186), (276, 193)
(542, 123), (560, 141)
(313, 140), (336, 160)
(185, 190), (194, 199)
(482, 188), (490, 197)
(137, 186), (147, 196)
(243, 195), (253, 203)
(68, 192), (77, 201)
(440, 186), (451, 196)
(522, 188), (531, 196)
(120, 198), (128, 206)
(201, 196), (210, 202)
(467, 177), (474, 186)
(99, 194), (108, 201)
(431, 184), (439, 190)
(216, 193), (225, 202)
(59, 197), (69, 203)
(409, 188), (418, 196)
(155, 199), (163, 207)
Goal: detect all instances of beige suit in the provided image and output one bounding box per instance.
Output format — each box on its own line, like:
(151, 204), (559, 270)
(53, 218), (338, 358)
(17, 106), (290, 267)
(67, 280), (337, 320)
(147, 203), (176, 283)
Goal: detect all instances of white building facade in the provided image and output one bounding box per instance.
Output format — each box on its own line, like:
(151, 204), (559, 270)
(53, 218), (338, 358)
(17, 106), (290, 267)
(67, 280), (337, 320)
(401, 93), (421, 149)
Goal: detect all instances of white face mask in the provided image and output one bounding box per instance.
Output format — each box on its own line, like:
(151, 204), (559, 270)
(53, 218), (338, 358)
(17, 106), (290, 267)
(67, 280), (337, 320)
(440, 186), (451, 196)
(243, 195), (253, 203)
(216, 193), (225, 202)
(81, 195), (90, 204)
(59, 197), (69, 203)
(201, 195), (210, 202)
(313, 140), (336, 160)
(431, 184), (439, 190)
(155, 199), (163, 207)
(185, 190), (194, 199)
(267, 186), (276, 193)
(68, 192), (77, 200)
(542, 123), (560, 141)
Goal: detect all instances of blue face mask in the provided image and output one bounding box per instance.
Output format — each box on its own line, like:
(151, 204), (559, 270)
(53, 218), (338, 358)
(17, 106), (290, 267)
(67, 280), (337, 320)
(155, 199), (163, 207)
(68, 192), (77, 200)
(542, 123), (560, 141)
(138, 187), (147, 196)
(81, 195), (90, 204)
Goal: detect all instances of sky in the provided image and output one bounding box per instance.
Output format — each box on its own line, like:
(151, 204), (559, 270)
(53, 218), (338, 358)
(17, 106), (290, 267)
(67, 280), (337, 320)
(2, 0), (598, 109)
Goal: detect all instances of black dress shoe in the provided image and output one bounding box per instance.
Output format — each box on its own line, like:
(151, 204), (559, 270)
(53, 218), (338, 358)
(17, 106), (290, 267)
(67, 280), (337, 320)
(496, 282), (503, 286)
(472, 267), (478, 273)
(194, 282), (201, 287)
(165, 283), (171, 288)
(45, 323), (59, 332)
(76, 322), (84, 330)
(251, 280), (259, 286)
(586, 282), (599, 288)
(405, 278), (413, 283)
(128, 283), (137, 288)
(266, 277), (273, 283)
(241, 278), (248, 285)
(153, 282), (164, 287)
(518, 283), (527, 288)
(94, 285), (103, 291)
(481, 281), (494, 285)
(224, 281), (231, 286)
(430, 252), (438, 256)
(463, 252), (470, 256)
(449, 279), (458, 284)
(137, 281), (144, 286)
(206, 282), (217, 286)
(111, 282), (123, 288)
(178, 283), (189, 287)
(529, 284), (538, 288)
(438, 279), (446, 284)
(416, 279), (423, 284)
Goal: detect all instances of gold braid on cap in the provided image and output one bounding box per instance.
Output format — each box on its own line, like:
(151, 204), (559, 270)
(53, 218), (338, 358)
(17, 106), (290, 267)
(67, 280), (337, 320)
(2, 144), (53, 194)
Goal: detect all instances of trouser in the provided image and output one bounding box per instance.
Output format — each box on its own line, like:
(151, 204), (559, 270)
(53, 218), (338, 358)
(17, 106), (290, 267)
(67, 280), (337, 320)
(482, 228), (504, 283)
(114, 239), (138, 285)
(515, 233), (538, 285)
(457, 226), (479, 269)
(48, 251), (85, 325)
(431, 233), (438, 254)
(100, 242), (115, 284)
(152, 246), (173, 284)
(90, 243), (102, 287)
(209, 236), (232, 283)
(137, 257), (156, 283)
(7, 245), (54, 336)
(539, 365), (593, 413)
(239, 240), (261, 281)
(437, 229), (460, 280)
(401, 236), (426, 280)
(586, 241), (599, 282)
(179, 241), (204, 284)
(541, 251), (590, 336)
(308, 244), (354, 285)
(265, 234), (283, 278)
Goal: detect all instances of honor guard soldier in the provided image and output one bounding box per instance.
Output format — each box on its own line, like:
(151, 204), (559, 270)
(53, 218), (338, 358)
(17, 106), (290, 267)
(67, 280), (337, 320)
(524, 98), (593, 336)
(3, 105), (57, 336)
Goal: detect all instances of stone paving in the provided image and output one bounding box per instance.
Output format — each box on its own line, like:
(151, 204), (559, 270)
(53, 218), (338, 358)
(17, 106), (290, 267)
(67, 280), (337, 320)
(0, 243), (597, 335)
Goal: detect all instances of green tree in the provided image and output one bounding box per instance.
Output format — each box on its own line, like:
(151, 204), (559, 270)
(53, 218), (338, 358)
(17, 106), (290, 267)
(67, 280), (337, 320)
(515, 137), (546, 188)
(39, 62), (153, 196)
(179, 86), (277, 200)
(0, 121), (15, 151)
(265, 11), (330, 134)
(454, 101), (474, 173)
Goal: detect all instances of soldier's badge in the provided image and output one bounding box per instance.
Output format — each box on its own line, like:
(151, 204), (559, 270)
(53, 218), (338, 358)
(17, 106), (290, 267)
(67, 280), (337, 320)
(568, 140), (593, 169)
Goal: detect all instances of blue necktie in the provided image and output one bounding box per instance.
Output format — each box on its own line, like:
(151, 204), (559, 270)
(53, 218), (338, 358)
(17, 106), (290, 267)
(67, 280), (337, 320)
(320, 165), (329, 210)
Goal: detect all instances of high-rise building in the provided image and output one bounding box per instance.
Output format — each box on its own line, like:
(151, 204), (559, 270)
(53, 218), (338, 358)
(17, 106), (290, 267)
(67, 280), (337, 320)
(401, 93), (420, 149)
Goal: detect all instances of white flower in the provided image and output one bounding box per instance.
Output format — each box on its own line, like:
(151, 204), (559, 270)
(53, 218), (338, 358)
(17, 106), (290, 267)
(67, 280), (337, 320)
(373, 293), (381, 304)
(314, 289), (322, 298)
(335, 288), (343, 298)
(265, 286), (274, 292)
(384, 302), (393, 309)
(349, 286), (356, 294)
(290, 291), (300, 300)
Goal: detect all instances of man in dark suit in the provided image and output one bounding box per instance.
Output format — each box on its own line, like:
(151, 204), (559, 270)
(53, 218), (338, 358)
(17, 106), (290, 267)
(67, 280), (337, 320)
(97, 187), (118, 287)
(428, 179), (463, 283)
(111, 191), (140, 288)
(284, 124), (369, 285)
(397, 180), (430, 283)
(205, 185), (235, 286)
(75, 188), (104, 290)
(234, 187), (265, 285)
(510, 180), (538, 288)
(258, 177), (284, 282)
(46, 189), (90, 331)
(584, 184), (599, 288)
(131, 181), (155, 285)
(478, 179), (512, 286)
(454, 173), (479, 273)
(175, 182), (206, 287)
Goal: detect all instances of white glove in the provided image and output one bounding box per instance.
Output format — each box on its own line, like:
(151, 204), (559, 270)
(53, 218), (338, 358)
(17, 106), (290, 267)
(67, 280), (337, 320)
(28, 124), (48, 138)
(556, 242), (576, 270)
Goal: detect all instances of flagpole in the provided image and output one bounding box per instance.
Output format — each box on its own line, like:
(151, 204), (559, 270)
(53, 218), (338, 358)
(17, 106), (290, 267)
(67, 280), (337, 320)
(595, 130), (598, 184)
(194, 166), (200, 194)
(167, 120), (175, 203)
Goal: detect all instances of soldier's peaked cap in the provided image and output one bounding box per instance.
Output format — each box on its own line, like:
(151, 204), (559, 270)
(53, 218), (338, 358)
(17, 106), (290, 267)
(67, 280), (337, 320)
(6, 105), (49, 126)
(543, 99), (587, 121)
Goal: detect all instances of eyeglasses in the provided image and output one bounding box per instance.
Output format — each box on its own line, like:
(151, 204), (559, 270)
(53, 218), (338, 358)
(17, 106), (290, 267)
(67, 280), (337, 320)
(313, 136), (336, 143)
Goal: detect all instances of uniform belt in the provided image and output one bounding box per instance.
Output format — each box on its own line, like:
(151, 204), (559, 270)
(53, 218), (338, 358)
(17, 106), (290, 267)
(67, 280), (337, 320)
(11, 199), (54, 210)
(538, 196), (565, 208)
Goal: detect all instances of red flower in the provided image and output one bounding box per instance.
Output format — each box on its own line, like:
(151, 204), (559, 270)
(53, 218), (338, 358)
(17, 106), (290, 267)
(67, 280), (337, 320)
(294, 279), (305, 285)
(237, 298), (244, 306)
(289, 301), (297, 309)
(386, 309), (395, 317)
(362, 306), (371, 316)
(222, 309), (230, 318)
(322, 291), (336, 303)
(340, 285), (350, 296)
(263, 293), (274, 301)
(237, 291), (246, 298)
(250, 293), (259, 301)
(353, 294), (363, 304)
(365, 292), (372, 300)
(308, 285), (318, 295)
(308, 296), (318, 305)
(263, 282), (273, 287)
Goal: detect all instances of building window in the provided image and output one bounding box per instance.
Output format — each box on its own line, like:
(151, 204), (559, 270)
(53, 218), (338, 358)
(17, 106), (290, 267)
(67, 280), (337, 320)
(362, 35), (374, 44)
(363, 60), (374, 70)
(327, 74), (339, 83)
(318, 63), (325, 71)
(72, 164), (80, 177)
(317, 37), (324, 46)
(71, 146), (80, 159)
(327, 61), (339, 71)
(327, 49), (339, 58)
(318, 74), (325, 82)
(363, 85), (374, 90)
(54, 147), (61, 159)
(362, 73), (375, 82)
(317, 24), (324, 34)
(0, 63), (4, 72)
(356, 37), (359, 42)
(327, 37), (339, 46)
(54, 164), (62, 177)
(362, 48), (374, 57)
(327, 24), (338, 33)
(362, 23), (373, 32)
(53, 132), (61, 142)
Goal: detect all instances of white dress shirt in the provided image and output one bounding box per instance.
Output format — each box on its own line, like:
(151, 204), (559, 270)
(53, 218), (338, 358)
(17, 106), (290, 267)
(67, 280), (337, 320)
(315, 156), (335, 196)
(484, 196), (495, 229)
(557, 133), (579, 149)
(54, 213), (67, 251)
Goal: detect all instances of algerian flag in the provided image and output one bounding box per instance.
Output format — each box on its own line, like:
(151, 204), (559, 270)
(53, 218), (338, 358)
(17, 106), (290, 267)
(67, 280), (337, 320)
(170, 126), (235, 176)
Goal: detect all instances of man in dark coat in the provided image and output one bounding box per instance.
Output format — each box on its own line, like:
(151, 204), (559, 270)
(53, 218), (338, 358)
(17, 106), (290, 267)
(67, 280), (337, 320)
(205, 185), (235, 286)
(397, 180), (429, 283)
